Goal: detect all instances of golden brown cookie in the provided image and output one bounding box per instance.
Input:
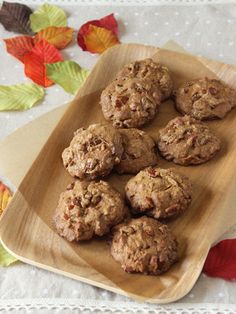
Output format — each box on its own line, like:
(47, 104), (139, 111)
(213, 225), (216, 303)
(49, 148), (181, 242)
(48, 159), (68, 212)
(115, 128), (157, 174)
(157, 115), (221, 165)
(111, 216), (178, 275)
(54, 180), (128, 241)
(175, 77), (236, 120)
(62, 124), (123, 179)
(100, 77), (161, 128)
(125, 167), (192, 219)
(116, 58), (173, 101)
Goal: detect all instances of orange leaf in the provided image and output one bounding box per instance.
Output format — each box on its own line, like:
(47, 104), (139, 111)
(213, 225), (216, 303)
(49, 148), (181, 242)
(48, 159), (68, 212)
(83, 24), (119, 54)
(34, 26), (73, 49)
(77, 14), (118, 51)
(0, 182), (12, 216)
(4, 36), (34, 62)
(24, 39), (63, 87)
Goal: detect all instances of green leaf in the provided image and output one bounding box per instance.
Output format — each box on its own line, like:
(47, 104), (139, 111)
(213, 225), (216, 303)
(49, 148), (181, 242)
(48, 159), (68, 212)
(30, 3), (67, 32)
(46, 61), (90, 95)
(0, 83), (45, 111)
(0, 244), (17, 267)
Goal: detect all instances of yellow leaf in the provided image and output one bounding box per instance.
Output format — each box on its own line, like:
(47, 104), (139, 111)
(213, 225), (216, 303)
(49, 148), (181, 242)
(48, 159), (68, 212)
(0, 182), (12, 216)
(34, 26), (73, 49)
(0, 182), (17, 267)
(84, 24), (119, 54)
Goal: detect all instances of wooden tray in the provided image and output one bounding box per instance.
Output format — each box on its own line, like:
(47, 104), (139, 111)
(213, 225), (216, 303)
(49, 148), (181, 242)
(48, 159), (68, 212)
(1, 43), (236, 304)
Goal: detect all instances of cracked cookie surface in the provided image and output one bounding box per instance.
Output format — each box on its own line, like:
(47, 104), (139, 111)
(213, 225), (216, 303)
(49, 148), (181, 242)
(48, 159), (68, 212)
(115, 128), (157, 174)
(100, 77), (161, 128)
(157, 115), (221, 165)
(116, 58), (173, 101)
(175, 77), (236, 120)
(54, 180), (128, 241)
(62, 124), (123, 179)
(125, 167), (192, 219)
(111, 216), (178, 275)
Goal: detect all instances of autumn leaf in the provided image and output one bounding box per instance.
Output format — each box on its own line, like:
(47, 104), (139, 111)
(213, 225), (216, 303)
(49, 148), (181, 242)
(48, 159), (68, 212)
(34, 26), (73, 50)
(30, 3), (67, 33)
(0, 182), (12, 216)
(83, 24), (120, 54)
(203, 239), (236, 280)
(0, 245), (17, 267)
(77, 13), (118, 51)
(99, 13), (118, 35)
(4, 36), (34, 63)
(0, 182), (17, 267)
(46, 60), (90, 94)
(0, 83), (44, 111)
(0, 1), (33, 35)
(24, 39), (63, 87)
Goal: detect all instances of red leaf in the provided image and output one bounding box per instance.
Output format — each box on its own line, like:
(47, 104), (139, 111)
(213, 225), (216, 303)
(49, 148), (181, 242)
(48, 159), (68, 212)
(77, 13), (118, 51)
(24, 39), (63, 87)
(203, 239), (236, 281)
(99, 14), (118, 35)
(4, 36), (34, 63)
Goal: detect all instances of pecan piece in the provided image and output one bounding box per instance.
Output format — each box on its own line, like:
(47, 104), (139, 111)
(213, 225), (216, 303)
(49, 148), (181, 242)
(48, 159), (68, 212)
(209, 87), (218, 95)
(64, 213), (69, 220)
(73, 197), (81, 206)
(66, 182), (75, 190)
(148, 167), (156, 177)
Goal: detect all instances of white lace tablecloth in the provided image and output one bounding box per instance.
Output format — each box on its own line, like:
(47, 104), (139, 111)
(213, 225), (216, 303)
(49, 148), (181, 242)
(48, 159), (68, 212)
(0, 1), (236, 313)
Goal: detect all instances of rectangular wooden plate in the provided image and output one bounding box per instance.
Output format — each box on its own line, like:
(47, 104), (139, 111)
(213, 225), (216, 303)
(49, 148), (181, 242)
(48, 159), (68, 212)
(1, 44), (236, 304)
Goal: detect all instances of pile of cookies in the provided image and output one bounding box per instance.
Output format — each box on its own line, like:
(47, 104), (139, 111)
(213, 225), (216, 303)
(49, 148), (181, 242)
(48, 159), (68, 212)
(53, 58), (236, 276)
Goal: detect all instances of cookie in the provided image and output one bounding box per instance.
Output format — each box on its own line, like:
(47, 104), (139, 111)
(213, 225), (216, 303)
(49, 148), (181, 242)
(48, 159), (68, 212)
(54, 180), (128, 241)
(125, 167), (192, 219)
(175, 77), (236, 120)
(116, 58), (173, 101)
(157, 115), (221, 165)
(111, 216), (178, 275)
(115, 128), (158, 174)
(62, 124), (123, 179)
(100, 77), (161, 128)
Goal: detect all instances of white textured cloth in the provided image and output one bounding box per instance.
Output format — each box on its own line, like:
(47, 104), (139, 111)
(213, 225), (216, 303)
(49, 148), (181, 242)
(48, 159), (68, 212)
(0, 1), (236, 313)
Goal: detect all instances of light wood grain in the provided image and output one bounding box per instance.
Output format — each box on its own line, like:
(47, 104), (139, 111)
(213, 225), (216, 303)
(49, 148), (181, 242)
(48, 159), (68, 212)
(1, 43), (236, 304)
(0, 105), (67, 187)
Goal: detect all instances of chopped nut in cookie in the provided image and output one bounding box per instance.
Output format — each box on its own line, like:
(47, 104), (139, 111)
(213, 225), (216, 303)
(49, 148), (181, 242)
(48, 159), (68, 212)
(175, 77), (236, 120)
(111, 216), (178, 275)
(157, 115), (221, 165)
(100, 78), (161, 128)
(125, 166), (192, 220)
(62, 124), (124, 179)
(54, 180), (128, 241)
(116, 58), (173, 101)
(115, 128), (157, 174)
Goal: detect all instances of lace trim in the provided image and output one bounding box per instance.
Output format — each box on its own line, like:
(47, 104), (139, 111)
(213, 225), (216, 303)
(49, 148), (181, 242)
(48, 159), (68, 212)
(0, 300), (235, 312)
(16, 0), (233, 5)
